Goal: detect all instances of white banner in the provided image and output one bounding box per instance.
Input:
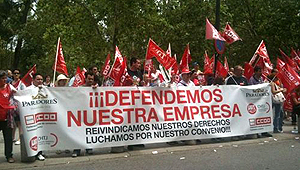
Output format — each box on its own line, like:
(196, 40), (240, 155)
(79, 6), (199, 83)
(14, 84), (273, 156)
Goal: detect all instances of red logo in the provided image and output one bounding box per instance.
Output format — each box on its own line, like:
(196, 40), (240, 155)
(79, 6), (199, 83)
(247, 103), (257, 114)
(29, 136), (38, 151)
(249, 117), (272, 126)
(256, 117), (271, 125)
(25, 112), (57, 125)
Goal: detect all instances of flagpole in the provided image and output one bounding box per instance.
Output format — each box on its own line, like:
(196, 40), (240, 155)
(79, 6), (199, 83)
(250, 40), (263, 66)
(53, 37), (60, 85)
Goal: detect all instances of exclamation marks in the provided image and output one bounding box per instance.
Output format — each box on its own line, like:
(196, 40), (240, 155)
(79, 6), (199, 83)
(225, 126), (231, 132)
(90, 92), (103, 108)
(100, 92), (104, 107)
(89, 92), (93, 107)
(95, 92), (99, 107)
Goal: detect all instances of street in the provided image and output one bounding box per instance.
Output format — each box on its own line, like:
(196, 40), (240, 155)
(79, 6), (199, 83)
(1, 123), (299, 170)
(27, 140), (300, 170)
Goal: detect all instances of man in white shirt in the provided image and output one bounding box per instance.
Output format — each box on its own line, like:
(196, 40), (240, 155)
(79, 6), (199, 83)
(27, 73), (46, 161)
(177, 68), (195, 87)
(27, 73), (44, 89)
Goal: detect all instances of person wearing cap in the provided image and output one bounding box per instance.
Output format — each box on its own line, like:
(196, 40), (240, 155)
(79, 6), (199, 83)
(177, 68), (195, 87)
(55, 74), (69, 87)
(177, 68), (197, 145)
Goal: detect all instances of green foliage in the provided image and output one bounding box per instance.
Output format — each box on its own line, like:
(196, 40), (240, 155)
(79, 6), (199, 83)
(0, 0), (299, 75)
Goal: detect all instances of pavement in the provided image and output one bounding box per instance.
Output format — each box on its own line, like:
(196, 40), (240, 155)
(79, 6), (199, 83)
(0, 121), (299, 170)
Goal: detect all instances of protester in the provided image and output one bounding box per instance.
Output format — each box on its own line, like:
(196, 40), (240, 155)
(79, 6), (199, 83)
(55, 74), (69, 87)
(6, 70), (13, 84)
(54, 74), (70, 155)
(0, 70), (16, 163)
(248, 66), (272, 137)
(128, 57), (143, 86)
(27, 73), (46, 161)
(11, 69), (26, 145)
(225, 65), (248, 86)
(225, 65), (248, 140)
(249, 66), (263, 85)
(268, 72), (286, 133)
(43, 75), (53, 87)
(72, 72), (96, 157)
(178, 68), (195, 87)
(89, 65), (101, 85)
(190, 70), (200, 86)
(291, 86), (300, 125)
(177, 68), (197, 145)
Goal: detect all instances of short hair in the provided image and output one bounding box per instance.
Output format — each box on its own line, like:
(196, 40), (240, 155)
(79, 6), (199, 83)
(89, 65), (98, 72)
(0, 70), (7, 78)
(130, 57), (138, 66)
(254, 66), (262, 72)
(234, 65), (243, 71)
(85, 71), (95, 78)
(32, 73), (43, 79)
(12, 69), (20, 73)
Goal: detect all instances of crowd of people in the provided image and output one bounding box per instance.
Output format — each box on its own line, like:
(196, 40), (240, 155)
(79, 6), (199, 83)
(0, 57), (299, 163)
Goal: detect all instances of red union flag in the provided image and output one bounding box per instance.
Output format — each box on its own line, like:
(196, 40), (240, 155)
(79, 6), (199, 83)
(203, 51), (214, 74)
(291, 48), (300, 66)
(53, 37), (68, 76)
(179, 44), (192, 71)
(249, 40), (272, 76)
(101, 53), (111, 77)
(244, 62), (254, 80)
(277, 62), (300, 93)
(224, 56), (229, 72)
(215, 61), (228, 78)
(222, 23), (242, 44)
(249, 40), (269, 65)
(280, 48), (299, 71)
(72, 66), (86, 87)
(21, 64), (37, 87)
(108, 46), (126, 86)
(145, 39), (176, 69)
(276, 57), (286, 71)
(205, 18), (226, 41)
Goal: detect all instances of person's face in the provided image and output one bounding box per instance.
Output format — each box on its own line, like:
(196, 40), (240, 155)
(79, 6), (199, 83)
(13, 70), (20, 79)
(46, 76), (51, 82)
(182, 73), (190, 82)
(133, 60), (141, 70)
(0, 76), (7, 86)
(7, 70), (12, 77)
(92, 67), (98, 74)
(57, 79), (67, 87)
(234, 67), (243, 77)
(255, 69), (262, 77)
(85, 74), (94, 86)
(33, 75), (43, 86)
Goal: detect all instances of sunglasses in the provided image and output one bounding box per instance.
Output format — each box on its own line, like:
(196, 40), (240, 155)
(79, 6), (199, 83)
(13, 73), (20, 75)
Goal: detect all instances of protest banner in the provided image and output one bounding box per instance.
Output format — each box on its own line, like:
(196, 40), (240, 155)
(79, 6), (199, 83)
(14, 84), (273, 156)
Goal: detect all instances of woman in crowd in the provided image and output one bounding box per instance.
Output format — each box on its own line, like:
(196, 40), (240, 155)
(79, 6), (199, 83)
(43, 75), (54, 87)
(11, 69), (25, 145)
(0, 70), (16, 163)
(268, 72), (286, 133)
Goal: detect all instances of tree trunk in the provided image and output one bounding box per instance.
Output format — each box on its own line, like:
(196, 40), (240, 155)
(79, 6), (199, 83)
(13, 0), (32, 68)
